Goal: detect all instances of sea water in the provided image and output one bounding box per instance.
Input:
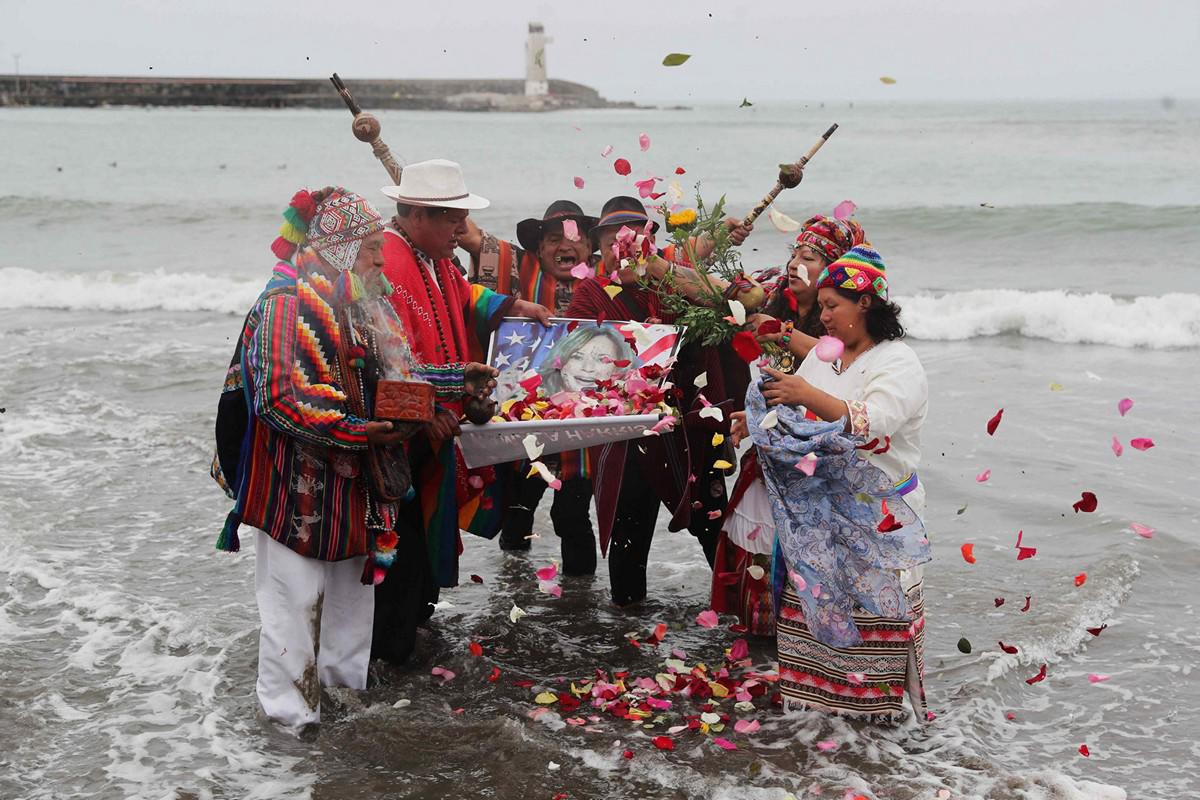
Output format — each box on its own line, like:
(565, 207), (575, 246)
(1, 101), (1198, 799)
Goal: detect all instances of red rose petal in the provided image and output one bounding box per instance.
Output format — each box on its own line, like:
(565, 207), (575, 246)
(488, 667), (501, 682)
(622, 749), (634, 760)
(877, 513), (903, 533)
(730, 330), (763, 363)
(960, 543), (976, 564)
(675, 166), (686, 174)
(1025, 663), (1048, 684)
(1086, 623), (1108, 636)
(1072, 491), (1098, 513)
(469, 641), (483, 657)
(1020, 595), (1032, 612)
(1074, 572), (1087, 587)
(756, 318), (782, 336)
(994, 597), (1005, 607)
(1129, 437), (1155, 451)
(986, 408), (1004, 436)
(470, 574), (484, 584)
(614, 158), (632, 176)
(998, 641), (1019, 654)
(652, 736), (674, 751)
(1079, 744), (1090, 757)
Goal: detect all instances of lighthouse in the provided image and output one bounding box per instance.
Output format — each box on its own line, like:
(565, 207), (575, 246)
(525, 23), (551, 97)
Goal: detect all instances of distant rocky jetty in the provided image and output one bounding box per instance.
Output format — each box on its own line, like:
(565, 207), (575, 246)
(0, 74), (640, 112)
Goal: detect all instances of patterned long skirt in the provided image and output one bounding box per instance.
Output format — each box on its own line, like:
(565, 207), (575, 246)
(711, 534), (775, 637)
(776, 583), (926, 722)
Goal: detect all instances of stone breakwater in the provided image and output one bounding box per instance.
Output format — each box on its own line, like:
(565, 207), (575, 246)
(0, 74), (638, 111)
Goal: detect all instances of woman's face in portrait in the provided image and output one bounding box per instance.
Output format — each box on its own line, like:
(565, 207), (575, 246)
(560, 335), (620, 391)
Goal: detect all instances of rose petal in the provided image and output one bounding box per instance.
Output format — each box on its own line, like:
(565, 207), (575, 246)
(431, 666), (456, 682)
(696, 609), (719, 628)
(536, 563), (559, 582)
(1079, 744), (1090, 757)
(1118, 397), (1133, 416)
(816, 740), (839, 751)
(469, 641), (483, 657)
(1087, 673), (1112, 684)
(639, 132), (651, 151)
(832, 200), (857, 221)
(1130, 522), (1155, 539)
(734, 719), (760, 734)
(1074, 572), (1087, 587)
(976, 469), (991, 483)
(614, 158), (632, 176)
(539, 580), (563, 598)
(760, 409), (779, 430)
(601, 145), (613, 157)
(712, 737), (737, 751)
(746, 565), (765, 581)
(470, 574), (484, 583)
(523, 434), (545, 461)
(998, 641), (1018, 654)
(795, 453), (818, 476)
(728, 298), (747, 326)
(813, 336), (844, 363)
(570, 262), (593, 280)
(698, 405), (724, 423)
(960, 543), (976, 564)
(573, 176), (585, 189)
(1130, 437), (1155, 451)
(652, 735), (674, 750)
(693, 372), (708, 389)
(767, 207), (802, 232)
(509, 604), (527, 623)
(562, 219), (580, 242)
(1025, 663), (1048, 685)
(730, 330), (763, 362)
(1072, 491), (1098, 513)
(1111, 437), (1123, 457)
(987, 408), (1004, 436)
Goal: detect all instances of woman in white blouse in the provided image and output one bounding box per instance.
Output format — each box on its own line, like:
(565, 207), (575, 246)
(731, 245), (931, 721)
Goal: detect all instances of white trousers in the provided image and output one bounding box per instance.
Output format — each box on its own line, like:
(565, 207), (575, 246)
(254, 531), (375, 730)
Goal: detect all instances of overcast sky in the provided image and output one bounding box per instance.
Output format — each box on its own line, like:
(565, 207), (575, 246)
(4, 0), (1199, 103)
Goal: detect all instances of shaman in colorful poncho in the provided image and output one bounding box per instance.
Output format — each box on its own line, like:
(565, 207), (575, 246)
(744, 382), (931, 649)
(216, 187), (471, 730)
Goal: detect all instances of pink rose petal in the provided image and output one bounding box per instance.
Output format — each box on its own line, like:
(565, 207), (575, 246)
(570, 262), (593, 280)
(816, 740), (839, 751)
(729, 638), (749, 661)
(562, 219), (580, 241)
(646, 696), (672, 710)
(788, 570), (807, 592)
(796, 453), (818, 476)
(814, 335), (845, 363)
(536, 564), (559, 582)
(734, 719), (760, 734)
(431, 666), (455, 682)
(810, 582), (822, 599)
(1111, 437), (1123, 457)
(1118, 397), (1133, 416)
(976, 469), (991, 482)
(696, 609), (719, 628)
(1129, 438), (1155, 451)
(573, 176), (585, 189)
(712, 737), (737, 751)
(601, 145), (613, 157)
(1087, 673), (1111, 683)
(832, 200), (857, 221)
(538, 580), (563, 598)
(634, 176), (660, 198)
(1130, 522), (1155, 539)
(468, 475), (485, 489)
(639, 132), (651, 151)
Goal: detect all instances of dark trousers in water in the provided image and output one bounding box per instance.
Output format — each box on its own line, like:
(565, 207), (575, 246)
(370, 500), (438, 665)
(498, 466), (597, 576)
(609, 448), (725, 607)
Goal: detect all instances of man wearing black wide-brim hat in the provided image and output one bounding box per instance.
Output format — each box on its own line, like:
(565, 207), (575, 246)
(461, 200), (598, 315)
(459, 201), (603, 576)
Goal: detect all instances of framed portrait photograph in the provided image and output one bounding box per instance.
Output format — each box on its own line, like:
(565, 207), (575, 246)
(489, 317), (684, 406)
(456, 317), (686, 468)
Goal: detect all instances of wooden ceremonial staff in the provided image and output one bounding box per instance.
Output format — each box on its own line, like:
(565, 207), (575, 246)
(329, 73), (404, 184)
(741, 123), (838, 227)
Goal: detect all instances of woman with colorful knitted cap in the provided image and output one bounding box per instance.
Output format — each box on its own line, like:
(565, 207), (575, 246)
(733, 245), (932, 722)
(711, 215), (867, 636)
(214, 186), (496, 733)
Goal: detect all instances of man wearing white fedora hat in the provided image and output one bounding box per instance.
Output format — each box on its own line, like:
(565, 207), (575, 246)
(372, 159), (552, 662)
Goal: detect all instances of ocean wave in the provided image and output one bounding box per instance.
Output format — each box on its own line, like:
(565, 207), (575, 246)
(4, 268), (1200, 349)
(902, 289), (1200, 348)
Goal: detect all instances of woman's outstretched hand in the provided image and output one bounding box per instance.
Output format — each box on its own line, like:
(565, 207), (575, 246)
(730, 410), (749, 447)
(761, 367), (810, 407)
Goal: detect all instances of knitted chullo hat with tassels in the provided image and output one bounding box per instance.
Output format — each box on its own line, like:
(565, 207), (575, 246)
(815, 245), (890, 302)
(270, 187), (384, 272)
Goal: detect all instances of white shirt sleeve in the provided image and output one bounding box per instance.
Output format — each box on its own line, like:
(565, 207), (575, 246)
(848, 343), (928, 441)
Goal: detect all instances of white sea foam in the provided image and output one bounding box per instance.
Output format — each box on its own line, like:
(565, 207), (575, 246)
(5, 268), (1199, 349)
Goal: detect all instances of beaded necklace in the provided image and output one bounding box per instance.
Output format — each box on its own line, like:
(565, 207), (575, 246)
(396, 226), (457, 363)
